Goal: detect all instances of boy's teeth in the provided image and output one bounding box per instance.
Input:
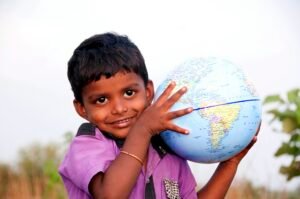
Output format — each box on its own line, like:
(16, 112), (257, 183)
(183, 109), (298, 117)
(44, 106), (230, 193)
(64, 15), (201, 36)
(116, 119), (128, 123)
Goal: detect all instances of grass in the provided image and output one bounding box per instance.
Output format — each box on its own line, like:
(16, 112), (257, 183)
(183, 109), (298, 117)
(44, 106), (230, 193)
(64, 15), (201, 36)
(226, 179), (300, 199)
(0, 163), (67, 199)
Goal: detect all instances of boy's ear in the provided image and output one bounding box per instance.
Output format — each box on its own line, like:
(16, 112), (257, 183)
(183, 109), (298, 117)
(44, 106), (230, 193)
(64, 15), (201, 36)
(73, 100), (87, 119)
(145, 80), (154, 104)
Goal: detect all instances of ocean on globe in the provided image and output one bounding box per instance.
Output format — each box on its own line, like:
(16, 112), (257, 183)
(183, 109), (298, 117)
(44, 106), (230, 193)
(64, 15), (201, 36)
(155, 57), (261, 163)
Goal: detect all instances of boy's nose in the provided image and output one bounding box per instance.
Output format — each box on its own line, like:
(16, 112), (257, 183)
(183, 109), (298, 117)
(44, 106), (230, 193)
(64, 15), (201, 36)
(111, 99), (128, 114)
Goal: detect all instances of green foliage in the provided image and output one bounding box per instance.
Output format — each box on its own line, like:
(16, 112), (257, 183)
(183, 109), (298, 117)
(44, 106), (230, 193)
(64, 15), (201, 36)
(0, 132), (73, 199)
(264, 88), (300, 180)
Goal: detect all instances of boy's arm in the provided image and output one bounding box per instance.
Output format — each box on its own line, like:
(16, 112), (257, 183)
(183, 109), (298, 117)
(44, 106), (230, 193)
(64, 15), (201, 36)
(197, 124), (260, 199)
(89, 126), (151, 198)
(196, 160), (239, 199)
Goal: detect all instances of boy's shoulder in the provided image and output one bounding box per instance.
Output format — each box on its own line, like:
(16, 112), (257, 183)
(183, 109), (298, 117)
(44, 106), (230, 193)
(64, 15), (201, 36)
(66, 123), (119, 157)
(75, 123), (125, 147)
(73, 123), (188, 165)
(75, 122), (97, 136)
(59, 123), (118, 173)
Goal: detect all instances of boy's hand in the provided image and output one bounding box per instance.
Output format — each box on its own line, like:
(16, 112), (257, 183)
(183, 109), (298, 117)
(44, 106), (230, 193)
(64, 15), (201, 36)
(223, 121), (261, 165)
(137, 81), (193, 136)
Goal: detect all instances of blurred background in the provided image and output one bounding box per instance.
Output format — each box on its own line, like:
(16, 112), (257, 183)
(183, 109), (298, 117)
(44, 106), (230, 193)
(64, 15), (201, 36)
(0, 0), (299, 198)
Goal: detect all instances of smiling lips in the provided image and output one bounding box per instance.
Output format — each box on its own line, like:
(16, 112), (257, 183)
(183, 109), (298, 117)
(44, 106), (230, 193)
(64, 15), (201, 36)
(109, 116), (135, 128)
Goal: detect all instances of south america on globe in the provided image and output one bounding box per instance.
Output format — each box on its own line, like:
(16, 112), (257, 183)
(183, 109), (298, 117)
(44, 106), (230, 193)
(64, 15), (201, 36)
(155, 57), (261, 163)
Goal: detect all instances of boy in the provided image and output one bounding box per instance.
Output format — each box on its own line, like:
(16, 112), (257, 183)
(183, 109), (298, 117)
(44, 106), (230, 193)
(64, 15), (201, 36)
(59, 32), (259, 199)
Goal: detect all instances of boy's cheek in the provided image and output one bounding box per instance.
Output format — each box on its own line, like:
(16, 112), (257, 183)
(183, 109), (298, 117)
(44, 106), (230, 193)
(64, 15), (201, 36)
(89, 111), (106, 122)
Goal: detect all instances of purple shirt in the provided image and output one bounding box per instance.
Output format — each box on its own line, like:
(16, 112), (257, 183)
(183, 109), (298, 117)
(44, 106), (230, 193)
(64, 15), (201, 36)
(59, 126), (197, 199)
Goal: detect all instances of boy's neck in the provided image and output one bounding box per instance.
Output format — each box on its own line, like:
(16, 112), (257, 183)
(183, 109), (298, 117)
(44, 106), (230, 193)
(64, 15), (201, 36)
(102, 131), (125, 148)
(102, 130), (173, 159)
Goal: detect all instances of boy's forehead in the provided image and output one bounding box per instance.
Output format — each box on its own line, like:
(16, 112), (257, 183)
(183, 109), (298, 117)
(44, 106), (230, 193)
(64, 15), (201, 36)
(101, 70), (131, 78)
(100, 71), (142, 82)
(81, 70), (151, 101)
(87, 71), (145, 90)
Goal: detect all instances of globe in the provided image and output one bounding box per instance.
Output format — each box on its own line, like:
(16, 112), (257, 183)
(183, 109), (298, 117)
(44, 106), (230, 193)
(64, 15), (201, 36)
(155, 57), (261, 163)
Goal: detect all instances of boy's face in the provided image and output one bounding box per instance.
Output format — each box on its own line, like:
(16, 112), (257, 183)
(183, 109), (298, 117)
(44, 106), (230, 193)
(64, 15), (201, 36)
(74, 71), (154, 139)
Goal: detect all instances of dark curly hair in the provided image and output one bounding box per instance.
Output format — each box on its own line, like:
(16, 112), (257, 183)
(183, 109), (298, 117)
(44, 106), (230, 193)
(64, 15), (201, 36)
(67, 32), (148, 103)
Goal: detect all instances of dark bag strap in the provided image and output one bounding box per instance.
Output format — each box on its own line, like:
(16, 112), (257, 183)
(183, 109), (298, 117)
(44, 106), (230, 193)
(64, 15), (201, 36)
(145, 176), (156, 199)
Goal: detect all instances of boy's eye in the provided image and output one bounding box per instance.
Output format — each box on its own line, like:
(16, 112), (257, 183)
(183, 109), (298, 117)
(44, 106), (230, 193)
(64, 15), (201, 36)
(96, 97), (107, 104)
(124, 90), (135, 97)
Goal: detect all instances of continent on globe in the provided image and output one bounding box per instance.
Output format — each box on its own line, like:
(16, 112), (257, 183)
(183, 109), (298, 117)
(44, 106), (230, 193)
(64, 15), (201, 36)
(200, 102), (240, 149)
(155, 57), (261, 163)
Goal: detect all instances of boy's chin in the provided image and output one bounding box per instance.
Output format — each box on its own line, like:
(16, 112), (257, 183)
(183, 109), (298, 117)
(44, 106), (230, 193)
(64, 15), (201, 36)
(109, 129), (129, 139)
(113, 133), (127, 139)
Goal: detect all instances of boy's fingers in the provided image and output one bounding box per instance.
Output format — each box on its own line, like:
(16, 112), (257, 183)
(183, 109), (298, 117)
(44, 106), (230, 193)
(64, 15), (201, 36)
(163, 86), (188, 109)
(167, 107), (193, 120)
(166, 124), (189, 135)
(155, 81), (176, 106)
(161, 108), (193, 135)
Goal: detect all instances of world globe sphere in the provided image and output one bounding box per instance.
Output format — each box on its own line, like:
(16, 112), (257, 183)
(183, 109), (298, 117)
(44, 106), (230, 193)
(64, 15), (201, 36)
(155, 57), (261, 163)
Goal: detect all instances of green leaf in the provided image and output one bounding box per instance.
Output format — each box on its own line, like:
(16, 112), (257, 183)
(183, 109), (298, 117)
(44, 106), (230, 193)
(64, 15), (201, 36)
(264, 88), (300, 181)
(290, 132), (300, 142)
(279, 161), (300, 181)
(263, 95), (285, 104)
(296, 107), (300, 124)
(267, 109), (297, 123)
(282, 118), (298, 133)
(275, 142), (299, 156)
(274, 143), (290, 156)
(278, 109), (297, 121)
(287, 88), (300, 103)
(266, 109), (281, 118)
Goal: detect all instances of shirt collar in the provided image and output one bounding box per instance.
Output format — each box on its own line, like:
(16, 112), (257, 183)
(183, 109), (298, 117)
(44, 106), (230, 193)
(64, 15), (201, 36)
(76, 123), (173, 159)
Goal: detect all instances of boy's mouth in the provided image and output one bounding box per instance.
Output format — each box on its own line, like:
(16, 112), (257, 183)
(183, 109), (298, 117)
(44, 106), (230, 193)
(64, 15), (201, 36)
(109, 116), (135, 128)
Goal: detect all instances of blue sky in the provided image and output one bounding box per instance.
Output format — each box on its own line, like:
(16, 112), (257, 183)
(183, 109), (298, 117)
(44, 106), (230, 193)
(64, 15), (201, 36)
(1, 0), (300, 190)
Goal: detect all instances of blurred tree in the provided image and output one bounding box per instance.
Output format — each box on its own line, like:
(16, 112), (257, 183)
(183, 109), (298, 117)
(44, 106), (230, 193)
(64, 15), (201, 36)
(0, 131), (74, 199)
(0, 164), (13, 196)
(17, 141), (66, 198)
(264, 88), (300, 180)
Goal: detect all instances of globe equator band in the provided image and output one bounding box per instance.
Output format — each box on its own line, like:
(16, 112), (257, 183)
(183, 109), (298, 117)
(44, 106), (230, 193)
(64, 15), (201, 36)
(193, 99), (260, 111)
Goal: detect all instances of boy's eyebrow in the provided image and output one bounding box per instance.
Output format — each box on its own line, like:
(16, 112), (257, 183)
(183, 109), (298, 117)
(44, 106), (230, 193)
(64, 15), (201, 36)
(124, 83), (141, 88)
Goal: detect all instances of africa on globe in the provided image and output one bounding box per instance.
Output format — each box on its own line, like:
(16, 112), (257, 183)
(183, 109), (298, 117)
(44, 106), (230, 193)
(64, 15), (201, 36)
(155, 57), (261, 163)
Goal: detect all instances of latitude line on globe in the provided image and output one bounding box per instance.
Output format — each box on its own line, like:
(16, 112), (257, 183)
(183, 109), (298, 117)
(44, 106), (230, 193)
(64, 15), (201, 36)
(193, 99), (260, 111)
